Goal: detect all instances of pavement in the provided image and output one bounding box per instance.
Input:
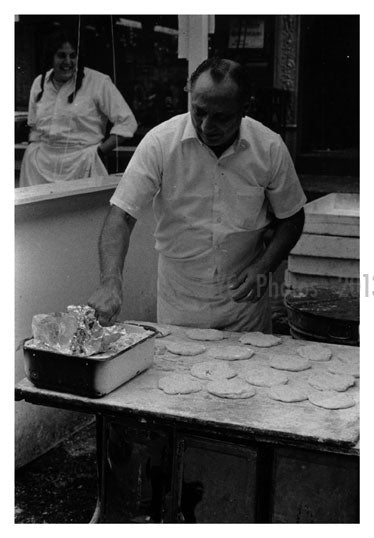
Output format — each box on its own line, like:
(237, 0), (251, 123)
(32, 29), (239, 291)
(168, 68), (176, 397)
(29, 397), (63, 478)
(15, 421), (97, 523)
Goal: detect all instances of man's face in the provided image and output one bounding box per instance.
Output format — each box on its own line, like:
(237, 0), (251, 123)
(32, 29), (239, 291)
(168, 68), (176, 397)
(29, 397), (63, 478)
(190, 72), (245, 148)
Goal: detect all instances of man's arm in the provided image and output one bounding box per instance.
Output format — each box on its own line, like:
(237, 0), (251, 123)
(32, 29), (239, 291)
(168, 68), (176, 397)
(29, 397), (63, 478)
(229, 208), (305, 302)
(88, 205), (137, 325)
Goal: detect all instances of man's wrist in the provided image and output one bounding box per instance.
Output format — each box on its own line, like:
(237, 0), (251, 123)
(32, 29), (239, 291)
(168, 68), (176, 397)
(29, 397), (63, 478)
(100, 274), (122, 286)
(253, 258), (270, 279)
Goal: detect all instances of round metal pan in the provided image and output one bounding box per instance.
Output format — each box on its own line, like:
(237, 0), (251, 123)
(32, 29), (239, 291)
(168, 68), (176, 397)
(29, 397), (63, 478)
(284, 288), (359, 346)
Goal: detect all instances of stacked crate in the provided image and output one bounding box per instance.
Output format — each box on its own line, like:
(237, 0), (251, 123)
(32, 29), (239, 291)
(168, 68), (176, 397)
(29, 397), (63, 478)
(286, 194), (359, 293)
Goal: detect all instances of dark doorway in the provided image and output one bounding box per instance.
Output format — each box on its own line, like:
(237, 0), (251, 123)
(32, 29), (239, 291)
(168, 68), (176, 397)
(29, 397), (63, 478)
(298, 15), (359, 153)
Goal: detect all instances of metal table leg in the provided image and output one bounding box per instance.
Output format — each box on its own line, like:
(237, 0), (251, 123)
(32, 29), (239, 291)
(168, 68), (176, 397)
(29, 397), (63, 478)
(89, 414), (107, 523)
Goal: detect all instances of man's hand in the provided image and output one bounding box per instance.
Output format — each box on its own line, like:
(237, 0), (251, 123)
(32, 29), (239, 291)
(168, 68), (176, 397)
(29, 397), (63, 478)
(88, 277), (123, 326)
(229, 264), (269, 303)
(228, 209), (305, 304)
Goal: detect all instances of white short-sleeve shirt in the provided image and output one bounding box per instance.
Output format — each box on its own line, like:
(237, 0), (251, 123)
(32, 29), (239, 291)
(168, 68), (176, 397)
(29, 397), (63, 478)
(111, 113), (306, 282)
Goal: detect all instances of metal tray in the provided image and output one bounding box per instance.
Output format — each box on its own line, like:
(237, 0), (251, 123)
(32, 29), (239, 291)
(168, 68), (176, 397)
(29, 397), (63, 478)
(23, 322), (157, 398)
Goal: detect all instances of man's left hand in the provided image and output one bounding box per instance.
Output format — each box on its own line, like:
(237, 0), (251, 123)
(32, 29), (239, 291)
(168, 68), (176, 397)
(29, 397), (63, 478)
(229, 265), (269, 303)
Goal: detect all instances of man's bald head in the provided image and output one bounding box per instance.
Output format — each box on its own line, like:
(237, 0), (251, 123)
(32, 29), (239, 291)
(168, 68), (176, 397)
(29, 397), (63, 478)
(187, 58), (251, 105)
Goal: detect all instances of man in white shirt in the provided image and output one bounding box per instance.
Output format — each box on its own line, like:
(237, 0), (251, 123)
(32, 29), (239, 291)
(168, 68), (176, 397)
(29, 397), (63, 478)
(88, 58), (306, 332)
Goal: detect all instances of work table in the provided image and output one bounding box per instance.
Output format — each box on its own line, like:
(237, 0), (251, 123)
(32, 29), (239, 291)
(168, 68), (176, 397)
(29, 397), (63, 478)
(15, 323), (360, 523)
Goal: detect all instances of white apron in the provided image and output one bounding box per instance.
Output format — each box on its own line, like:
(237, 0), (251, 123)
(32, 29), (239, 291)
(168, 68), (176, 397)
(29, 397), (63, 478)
(19, 142), (108, 187)
(157, 254), (272, 333)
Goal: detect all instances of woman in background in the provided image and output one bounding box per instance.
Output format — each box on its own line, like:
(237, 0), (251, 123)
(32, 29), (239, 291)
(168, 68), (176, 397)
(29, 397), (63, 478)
(20, 28), (137, 187)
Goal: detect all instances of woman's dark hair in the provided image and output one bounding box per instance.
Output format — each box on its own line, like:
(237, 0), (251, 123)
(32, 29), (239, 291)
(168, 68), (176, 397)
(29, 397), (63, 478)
(36, 27), (85, 104)
(187, 57), (252, 105)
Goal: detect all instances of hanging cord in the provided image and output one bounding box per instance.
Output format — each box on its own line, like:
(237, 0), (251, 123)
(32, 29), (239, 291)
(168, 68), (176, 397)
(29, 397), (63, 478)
(235, 17), (241, 50)
(110, 15), (120, 173)
(242, 19), (248, 50)
(72, 15), (81, 102)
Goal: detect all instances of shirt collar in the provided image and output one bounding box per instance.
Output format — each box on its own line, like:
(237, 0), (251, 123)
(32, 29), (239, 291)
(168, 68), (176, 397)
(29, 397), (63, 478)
(181, 113), (250, 150)
(237, 119), (251, 149)
(45, 69), (54, 83)
(45, 68), (77, 88)
(181, 113), (200, 142)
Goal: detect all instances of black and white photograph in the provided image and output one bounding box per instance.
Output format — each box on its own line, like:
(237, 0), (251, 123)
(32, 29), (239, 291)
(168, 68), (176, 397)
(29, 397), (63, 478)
(12, 5), (367, 527)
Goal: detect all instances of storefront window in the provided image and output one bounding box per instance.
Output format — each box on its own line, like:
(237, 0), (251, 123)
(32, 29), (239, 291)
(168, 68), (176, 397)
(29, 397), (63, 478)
(111, 15), (188, 141)
(208, 15), (286, 137)
(15, 15), (188, 186)
(209, 15), (275, 87)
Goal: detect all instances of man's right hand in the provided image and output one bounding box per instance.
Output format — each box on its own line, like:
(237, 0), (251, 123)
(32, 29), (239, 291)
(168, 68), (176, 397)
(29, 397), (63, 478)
(87, 277), (123, 327)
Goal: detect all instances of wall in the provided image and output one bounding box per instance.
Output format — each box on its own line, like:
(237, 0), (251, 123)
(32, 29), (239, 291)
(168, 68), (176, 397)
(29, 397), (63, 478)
(15, 179), (157, 468)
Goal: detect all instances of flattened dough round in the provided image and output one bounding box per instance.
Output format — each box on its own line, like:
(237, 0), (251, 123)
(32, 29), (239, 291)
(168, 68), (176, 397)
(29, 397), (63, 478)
(297, 344), (332, 362)
(154, 325), (172, 338)
(190, 361), (236, 381)
(185, 328), (227, 341)
(270, 354), (311, 372)
(158, 374), (202, 395)
(241, 366), (288, 387)
(239, 332), (282, 347)
(140, 322), (173, 338)
(308, 372), (355, 392)
(268, 384), (309, 403)
(328, 360), (359, 378)
(308, 390), (355, 409)
(337, 348), (359, 364)
(207, 378), (256, 399)
(165, 341), (206, 356)
(206, 345), (255, 361)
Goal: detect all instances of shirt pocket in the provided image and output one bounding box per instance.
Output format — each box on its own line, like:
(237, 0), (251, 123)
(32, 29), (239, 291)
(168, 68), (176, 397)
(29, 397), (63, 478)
(232, 186), (265, 230)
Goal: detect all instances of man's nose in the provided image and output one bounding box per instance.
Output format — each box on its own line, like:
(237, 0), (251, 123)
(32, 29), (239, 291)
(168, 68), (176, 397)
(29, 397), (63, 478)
(201, 116), (215, 132)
